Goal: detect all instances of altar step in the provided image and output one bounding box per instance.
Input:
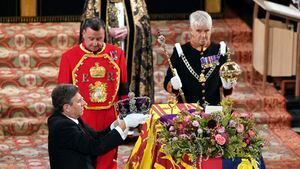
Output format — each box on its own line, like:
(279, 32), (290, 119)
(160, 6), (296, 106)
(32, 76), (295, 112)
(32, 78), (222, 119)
(286, 95), (300, 128)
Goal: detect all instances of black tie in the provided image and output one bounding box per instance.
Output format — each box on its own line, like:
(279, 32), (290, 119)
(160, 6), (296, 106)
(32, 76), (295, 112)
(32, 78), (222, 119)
(78, 123), (87, 134)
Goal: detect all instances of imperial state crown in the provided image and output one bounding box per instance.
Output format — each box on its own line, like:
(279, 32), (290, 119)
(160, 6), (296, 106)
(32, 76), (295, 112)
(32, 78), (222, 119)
(115, 92), (151, 119)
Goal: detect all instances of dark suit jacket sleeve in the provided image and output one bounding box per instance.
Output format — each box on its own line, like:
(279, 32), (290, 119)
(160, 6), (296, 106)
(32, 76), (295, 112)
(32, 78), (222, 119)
(51, 116), (124, 156)
(82, 121), (112, 138)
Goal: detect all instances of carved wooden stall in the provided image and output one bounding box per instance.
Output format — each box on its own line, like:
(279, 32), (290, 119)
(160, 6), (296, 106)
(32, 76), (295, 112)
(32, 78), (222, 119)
(252, 0), (300, 96)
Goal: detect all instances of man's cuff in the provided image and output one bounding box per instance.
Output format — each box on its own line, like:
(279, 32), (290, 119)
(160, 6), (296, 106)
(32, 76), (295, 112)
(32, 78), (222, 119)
(110, 121), (118, 130)
(114, 126), (128, 140)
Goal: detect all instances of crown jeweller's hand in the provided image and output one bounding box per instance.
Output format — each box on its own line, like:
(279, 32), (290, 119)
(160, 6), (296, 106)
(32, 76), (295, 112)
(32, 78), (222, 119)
(123, 113), (151, 128)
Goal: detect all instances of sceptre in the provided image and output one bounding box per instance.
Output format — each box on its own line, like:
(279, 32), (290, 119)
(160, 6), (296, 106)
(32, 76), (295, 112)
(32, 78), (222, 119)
(157, 33), (187, 103)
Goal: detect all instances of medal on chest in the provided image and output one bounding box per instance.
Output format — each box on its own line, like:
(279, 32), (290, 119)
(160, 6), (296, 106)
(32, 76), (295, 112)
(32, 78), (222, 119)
(199, 55), (220, 83)
(200, 55), (220, 69)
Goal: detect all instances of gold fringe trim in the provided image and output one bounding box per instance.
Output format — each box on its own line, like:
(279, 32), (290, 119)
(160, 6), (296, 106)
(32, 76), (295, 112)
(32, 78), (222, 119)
(0, 16), (81, 23)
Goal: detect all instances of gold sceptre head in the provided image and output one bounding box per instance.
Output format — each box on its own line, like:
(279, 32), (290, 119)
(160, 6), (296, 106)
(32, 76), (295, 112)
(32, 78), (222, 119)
(219, 48), (242, 82)
(157, 32), (187, 103)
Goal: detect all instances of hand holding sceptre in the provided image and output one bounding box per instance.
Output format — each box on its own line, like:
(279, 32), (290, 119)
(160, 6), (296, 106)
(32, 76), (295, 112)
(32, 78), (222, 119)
(157, 33), (187, 103)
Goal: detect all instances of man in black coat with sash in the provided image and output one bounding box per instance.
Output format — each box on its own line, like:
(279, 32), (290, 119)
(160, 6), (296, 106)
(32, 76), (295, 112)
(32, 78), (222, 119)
(48, 84), (149, 169)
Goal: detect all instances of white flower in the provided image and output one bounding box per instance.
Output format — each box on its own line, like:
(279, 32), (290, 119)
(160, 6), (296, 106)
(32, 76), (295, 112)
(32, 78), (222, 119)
(197, 128), (203, 134)
(172, 137), (178, 141)
(169, 126), (175, 131)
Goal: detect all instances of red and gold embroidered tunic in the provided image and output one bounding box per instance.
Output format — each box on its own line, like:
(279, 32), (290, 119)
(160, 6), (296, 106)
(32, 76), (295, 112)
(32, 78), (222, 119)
(58, 42), (128, 169)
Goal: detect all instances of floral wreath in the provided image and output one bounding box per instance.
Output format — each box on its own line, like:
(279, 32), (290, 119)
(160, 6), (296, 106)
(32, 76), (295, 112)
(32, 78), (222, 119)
(157, 98), (265, 164)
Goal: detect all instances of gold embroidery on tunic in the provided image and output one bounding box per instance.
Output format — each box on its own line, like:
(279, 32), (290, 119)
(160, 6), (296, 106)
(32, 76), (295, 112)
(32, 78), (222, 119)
(89, 81), (107, 102)
(95, 0), (101, 14)
(90, 62), (106, 78)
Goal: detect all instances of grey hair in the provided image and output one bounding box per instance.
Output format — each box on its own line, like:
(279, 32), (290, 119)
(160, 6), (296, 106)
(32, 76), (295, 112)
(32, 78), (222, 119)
(189, 11), (212, 29)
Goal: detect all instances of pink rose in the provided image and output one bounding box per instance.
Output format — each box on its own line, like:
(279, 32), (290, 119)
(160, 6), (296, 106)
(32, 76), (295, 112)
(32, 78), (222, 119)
(231, 112), (240, 117)
(240, 112), (251, 118)
(178, 124), (184, 129)
(215, 134), (226, 145)
(237, 124), (244, 133)
(193, 111), (202, 115)
(202, 113), (210, 119)
(248, 130), (255, 137)
(184, 116), (190, 122)
(245, 137), (250, 145)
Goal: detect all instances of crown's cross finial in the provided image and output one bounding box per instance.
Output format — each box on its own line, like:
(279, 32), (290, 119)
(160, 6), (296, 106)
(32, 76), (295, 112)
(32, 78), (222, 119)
(129, 92), (137, 113)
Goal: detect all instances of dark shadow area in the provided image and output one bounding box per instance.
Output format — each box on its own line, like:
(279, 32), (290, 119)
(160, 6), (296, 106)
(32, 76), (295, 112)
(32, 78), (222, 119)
(37, 0), (85, 16)
(0, 0), (20, 17)
(146, 0), (204, 20)
(225, 0), (254, 27)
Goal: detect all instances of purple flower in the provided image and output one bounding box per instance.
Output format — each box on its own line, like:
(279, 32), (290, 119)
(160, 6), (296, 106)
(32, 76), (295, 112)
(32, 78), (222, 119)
(228, 120), (237, 127)
(192, 120), (199, 127)
(188, 109), (196, 113)
(217, 126), (225, 133)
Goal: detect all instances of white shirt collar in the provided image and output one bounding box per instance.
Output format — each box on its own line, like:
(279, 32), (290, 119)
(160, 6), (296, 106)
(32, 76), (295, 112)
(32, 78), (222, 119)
(64, 114), (79, 124)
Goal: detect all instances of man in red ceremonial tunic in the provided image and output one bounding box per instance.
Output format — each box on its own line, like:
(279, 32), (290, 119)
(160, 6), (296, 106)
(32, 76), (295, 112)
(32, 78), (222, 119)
(57, 17), (128, 169)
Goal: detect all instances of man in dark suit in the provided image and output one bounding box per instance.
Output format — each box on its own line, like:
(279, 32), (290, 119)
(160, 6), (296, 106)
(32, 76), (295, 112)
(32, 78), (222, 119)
(48, 84), (150, 169)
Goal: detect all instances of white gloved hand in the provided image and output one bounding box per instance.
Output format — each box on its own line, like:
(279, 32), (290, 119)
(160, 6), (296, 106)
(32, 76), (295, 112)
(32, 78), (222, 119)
(219, 41), (226, 56)
(123, 113), (151, 128)
(170, 69), (182, 90)
(221, 77), (237, 89)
